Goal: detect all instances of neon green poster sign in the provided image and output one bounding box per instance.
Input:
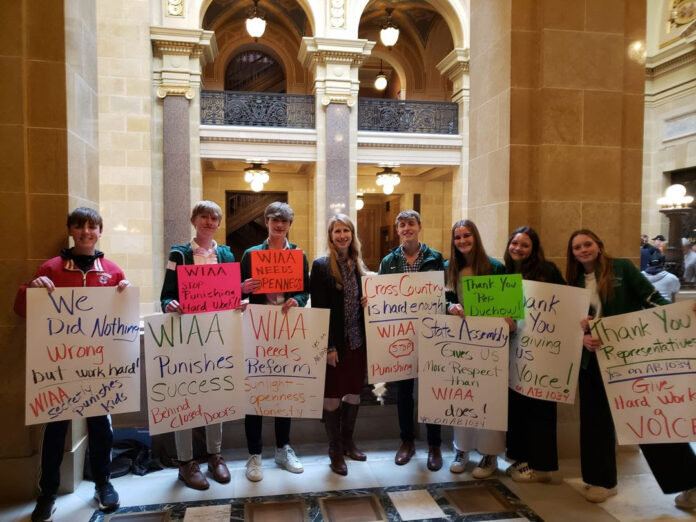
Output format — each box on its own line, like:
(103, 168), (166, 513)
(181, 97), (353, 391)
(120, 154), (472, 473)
(460, 274), (524, 319)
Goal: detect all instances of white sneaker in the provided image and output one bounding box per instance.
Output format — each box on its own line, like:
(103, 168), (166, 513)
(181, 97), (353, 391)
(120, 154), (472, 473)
(245, 454), (263, 482)
(505, 460), (526, 477)
(509, 463), (552, 483)
(449, 450), (468, 473)
(675, 487), (696, 509)
(585, 485), (617, 503)
(274, 444), (304, 473)
(472, 454), (497, 479)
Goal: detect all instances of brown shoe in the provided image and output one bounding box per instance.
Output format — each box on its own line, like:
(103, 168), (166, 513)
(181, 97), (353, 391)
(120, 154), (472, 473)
(395, 440), (415, 465)
(208, 454), (230, 484)
(427, 445), (443, 471)
(178, 460), (209, 490)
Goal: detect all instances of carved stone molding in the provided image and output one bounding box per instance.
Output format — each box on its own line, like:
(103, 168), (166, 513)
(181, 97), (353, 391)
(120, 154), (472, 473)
(329, 0), (346, 29)
(299, 37), (375, 69)
(321, 94), (356, 106)
(166, 0), (184, 17)
(157, 86), (195, 99)
(436, 48), (470, 81)
(646, 48), (696, 78)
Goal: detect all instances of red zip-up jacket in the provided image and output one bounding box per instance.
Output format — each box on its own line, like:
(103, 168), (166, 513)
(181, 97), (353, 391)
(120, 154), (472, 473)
(14, 252), (126, 318)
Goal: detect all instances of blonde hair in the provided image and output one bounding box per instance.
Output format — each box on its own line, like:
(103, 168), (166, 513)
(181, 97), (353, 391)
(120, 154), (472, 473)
(191, 200), (222, 221)
(566, 229), (614, 299)
(327, 214), (366, 289)
(446, 219), (492, 290)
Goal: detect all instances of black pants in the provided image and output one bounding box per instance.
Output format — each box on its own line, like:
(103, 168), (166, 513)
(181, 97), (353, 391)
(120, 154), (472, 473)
(579, 351), (696, 493)
(396, 378), (441, 446)
(40, 416), (113, 496)
(506, 389), (558, 471)
(244, 415), (291, 455)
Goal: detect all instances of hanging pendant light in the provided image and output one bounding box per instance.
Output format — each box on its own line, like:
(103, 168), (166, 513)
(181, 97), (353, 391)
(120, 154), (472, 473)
(246, 0), (266, 40)
(356, 193), (365, 211)
(244, 160), (270, 192)
(376, 165), (401, 195)
(380, 8), (399, 49)
(374, 60), (388, 91)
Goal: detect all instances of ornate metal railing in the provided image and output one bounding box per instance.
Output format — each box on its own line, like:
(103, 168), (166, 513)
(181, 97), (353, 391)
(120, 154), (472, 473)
(200, 90), (315, 128)
(358, 98), (458, 134)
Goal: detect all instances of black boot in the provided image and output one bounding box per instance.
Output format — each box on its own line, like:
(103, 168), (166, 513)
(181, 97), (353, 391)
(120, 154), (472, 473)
(341, 402), (366, 461)
(323, 408), (347, 475)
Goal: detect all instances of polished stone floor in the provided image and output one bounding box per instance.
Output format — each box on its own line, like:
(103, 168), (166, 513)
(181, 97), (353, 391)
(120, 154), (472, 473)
(1, 440), (694, 522)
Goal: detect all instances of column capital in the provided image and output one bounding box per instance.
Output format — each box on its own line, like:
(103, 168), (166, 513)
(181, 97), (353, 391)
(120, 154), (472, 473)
(150, 26), (217, 93)
(437, 48), (470, 103)
(299, 37), (375, 100)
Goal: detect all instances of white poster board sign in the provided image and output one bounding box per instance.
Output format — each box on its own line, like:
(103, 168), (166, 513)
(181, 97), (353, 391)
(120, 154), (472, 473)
(510, 281), (589, 404)
(418, 314), (509, 431)
(362, 272), (446, 384)
(591, 300), (696, 444)
(26, 287), (141, 425)
(242, 305), (329, 418)
(143, 310), (245, 435)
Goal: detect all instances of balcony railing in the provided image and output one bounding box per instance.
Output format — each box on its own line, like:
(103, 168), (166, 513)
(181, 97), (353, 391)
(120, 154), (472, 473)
(201, 90), (315, 129)
(358, 98), (458, 134)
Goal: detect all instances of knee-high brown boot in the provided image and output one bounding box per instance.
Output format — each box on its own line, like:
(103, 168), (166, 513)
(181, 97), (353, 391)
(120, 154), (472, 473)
(341, 403), (367, 461)
(323, 408), (347, 475)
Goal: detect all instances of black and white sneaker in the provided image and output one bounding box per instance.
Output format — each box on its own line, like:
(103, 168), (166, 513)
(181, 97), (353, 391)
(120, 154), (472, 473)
(31, 495), (56, 522)
(94, 480), (120, 512)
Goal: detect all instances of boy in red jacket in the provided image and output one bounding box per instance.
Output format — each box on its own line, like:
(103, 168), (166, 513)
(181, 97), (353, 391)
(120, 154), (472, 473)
(15, 208), (129, 522)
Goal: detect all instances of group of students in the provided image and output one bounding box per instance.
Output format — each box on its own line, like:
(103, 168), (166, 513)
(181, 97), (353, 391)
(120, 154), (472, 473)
(15, 202), (696, 522)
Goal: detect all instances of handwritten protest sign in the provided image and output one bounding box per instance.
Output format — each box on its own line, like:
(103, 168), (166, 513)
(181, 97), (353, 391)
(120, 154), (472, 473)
(177, 262), (241, 313)
(143, 310), (244, 435)
(460, 274), (524, 319)
(26, 287), (140, 425)
(243, 304), (329, 418)
(418, 314), (509, 430)
(591, 300), (696, 444)
(362, 272), (446, 384)
(251, 250), (304, 294)
(510, 281), (589, 404)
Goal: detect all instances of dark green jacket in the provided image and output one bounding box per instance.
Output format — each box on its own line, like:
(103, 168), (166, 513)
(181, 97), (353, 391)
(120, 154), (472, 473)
(240, 239), (310, 307)
(378, 243), (444, 275)
(160, 243), (235, 311)
(444, 256), (505, 307)
(572, 258), (667, 367)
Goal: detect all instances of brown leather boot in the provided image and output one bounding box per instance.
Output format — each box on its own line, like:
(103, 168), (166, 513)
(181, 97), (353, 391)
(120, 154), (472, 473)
(395, 440), (415, 465)
(323, 408), (347, 476)
(207, 454), (230, 484)
(341, 402), (366, 461)
(178, 460), (209, 490)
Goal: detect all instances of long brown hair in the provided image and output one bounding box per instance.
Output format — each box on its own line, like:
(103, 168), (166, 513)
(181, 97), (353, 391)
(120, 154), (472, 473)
(503, 226), (553, 282)
(566, 229), (614, 299)
(327, 214), (366, 289)
(446, 220), (492, 291)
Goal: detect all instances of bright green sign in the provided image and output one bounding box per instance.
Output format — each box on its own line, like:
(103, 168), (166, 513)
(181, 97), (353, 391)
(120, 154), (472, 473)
(460, 273), (524, 319)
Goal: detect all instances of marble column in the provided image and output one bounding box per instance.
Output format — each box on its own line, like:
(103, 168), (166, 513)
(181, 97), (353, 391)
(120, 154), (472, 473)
(325, 103), (351, 218)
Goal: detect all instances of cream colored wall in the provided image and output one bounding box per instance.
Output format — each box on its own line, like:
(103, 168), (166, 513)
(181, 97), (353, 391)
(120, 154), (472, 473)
(203, 168), (315, 262)
(96, 0), (155, 314)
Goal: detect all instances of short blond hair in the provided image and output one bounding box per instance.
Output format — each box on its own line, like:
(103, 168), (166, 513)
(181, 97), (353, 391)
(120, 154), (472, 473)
(191, 200), (222, 221)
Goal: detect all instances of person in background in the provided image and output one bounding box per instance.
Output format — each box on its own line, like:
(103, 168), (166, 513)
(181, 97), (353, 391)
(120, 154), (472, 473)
(444, 219), (509, 478)
(652, 234), (666, 254)
(310, 214), (368, 476)
(15, 208), (129, 521)
(682, 238), (696, 283)
(377, 210), (445, 471)
(240, 202), (310, 482)
(503, 226), (564, 483)
(640, 234), (658, 271)
(160, 200), (253, 490)
(567, 229), (696, 507)
(642, 255), (680, 302)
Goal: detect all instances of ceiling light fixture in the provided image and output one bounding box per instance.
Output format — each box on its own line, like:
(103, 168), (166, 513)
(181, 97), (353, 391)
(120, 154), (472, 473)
(356, 193), (365, 211)
(380, 8), (399, 49)
(376, 165), (401, 195)
(244, 160), (270, 192)
(374, 60), (388, 91)
(246, 0), (266, 40)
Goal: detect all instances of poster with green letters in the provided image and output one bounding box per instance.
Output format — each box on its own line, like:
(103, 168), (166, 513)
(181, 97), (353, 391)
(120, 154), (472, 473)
(460, 274), (524, 319)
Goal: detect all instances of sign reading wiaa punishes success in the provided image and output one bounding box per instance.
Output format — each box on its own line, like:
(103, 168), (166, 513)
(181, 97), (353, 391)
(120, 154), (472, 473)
(418, 314), (509, 431)
(362, 272), (446, 384)
(143, 310), (245, 435)
(510, 281), (589, 404)
(26, 287), (141, 425)
(591, 300), (696, 444)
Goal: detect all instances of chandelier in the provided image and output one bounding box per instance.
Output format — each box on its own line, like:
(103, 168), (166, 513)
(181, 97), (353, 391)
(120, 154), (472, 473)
(376, 165), (401, 195)
(246, 0), (266, 40)
(244, 161), (270, 192)
(380, 8), (399, 49)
